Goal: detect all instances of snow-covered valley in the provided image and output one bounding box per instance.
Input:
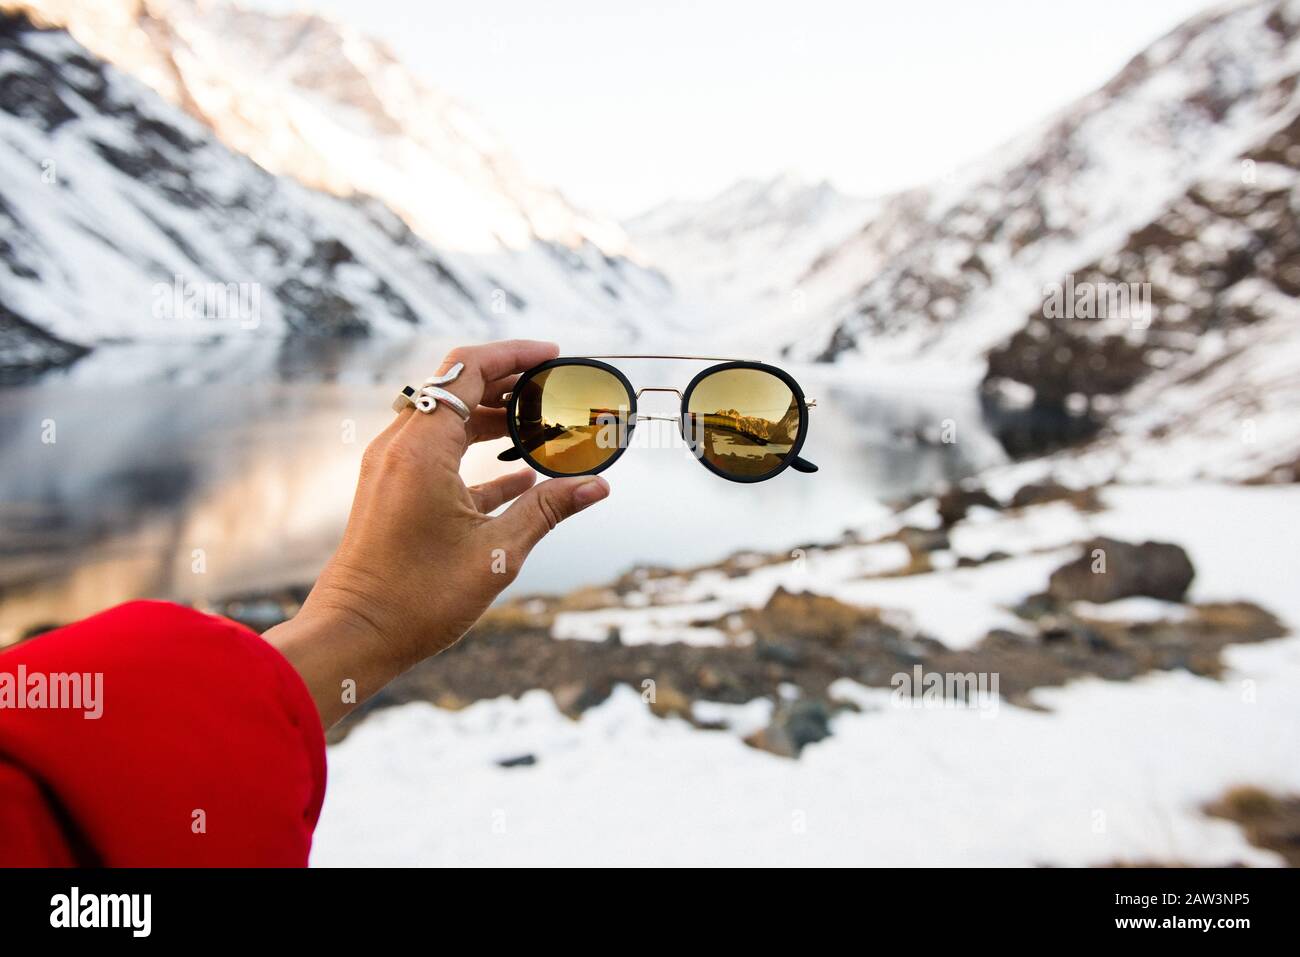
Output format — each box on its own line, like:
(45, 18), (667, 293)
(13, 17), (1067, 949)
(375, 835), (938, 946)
(314, 482), (1300, 866)
(0, 0), (1297, 868)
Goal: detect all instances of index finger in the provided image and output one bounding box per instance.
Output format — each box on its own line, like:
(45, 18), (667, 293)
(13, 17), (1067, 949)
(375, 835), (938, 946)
(398, 339), (559, 446)
(436, 339), (559, 409)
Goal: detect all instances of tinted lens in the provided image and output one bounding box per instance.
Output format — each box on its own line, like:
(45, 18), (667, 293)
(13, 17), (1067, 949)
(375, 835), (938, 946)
(513, 364), (632, 474)
(684, 368), (801, 479)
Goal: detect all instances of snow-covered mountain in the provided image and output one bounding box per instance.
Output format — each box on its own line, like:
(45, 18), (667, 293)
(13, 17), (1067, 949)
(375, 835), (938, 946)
(619, 0), (1300, 472)
(1, 0), (672, 373)
(778, 0), (1300, 368)
(985, 111), (1300, 474)
(0, 10), (498, 373)
(626, 173), (873, 306)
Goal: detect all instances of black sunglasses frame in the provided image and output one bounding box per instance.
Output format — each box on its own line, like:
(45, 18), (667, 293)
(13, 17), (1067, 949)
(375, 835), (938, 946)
(498, 357), (818, 483)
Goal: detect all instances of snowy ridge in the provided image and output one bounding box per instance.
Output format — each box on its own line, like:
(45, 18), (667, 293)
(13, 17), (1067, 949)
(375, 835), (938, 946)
(626, 173), (874, 307)
(780, 0), (1300, 367)
(0, 13), (494, 366)
(983, 109), (1300, 482)
(12, 0), (674, 345)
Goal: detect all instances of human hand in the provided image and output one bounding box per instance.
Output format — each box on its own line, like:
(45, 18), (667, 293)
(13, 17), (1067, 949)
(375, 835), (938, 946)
(264, 340), (610, 727)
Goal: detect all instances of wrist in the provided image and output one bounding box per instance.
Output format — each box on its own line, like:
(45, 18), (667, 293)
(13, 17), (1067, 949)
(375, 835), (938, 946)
(263, 593), (411, 728)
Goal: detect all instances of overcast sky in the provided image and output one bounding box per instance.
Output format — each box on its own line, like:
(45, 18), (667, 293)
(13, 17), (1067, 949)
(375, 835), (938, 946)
(254, 0), (1219, 217)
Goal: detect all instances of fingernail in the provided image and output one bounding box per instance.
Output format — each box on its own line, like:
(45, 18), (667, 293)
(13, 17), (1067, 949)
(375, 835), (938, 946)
(573, 476), (609, 509)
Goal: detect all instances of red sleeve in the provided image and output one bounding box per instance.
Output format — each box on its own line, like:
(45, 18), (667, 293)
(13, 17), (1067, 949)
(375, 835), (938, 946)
(0, 761), (78, 866)
(0, 601), (325, 867)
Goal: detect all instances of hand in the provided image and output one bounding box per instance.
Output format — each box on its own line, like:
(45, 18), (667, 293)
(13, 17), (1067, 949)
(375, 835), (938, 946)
(264, 340), (610, 727)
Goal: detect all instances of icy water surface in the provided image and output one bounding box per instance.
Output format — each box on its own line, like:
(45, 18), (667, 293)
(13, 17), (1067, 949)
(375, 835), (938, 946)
(0, 337), (1004, 641)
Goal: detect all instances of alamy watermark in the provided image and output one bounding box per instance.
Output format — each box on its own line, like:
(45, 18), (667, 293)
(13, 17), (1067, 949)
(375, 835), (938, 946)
(589, 408), (797, 463)
(0, 666), (103, 719)
(152, 274), (261, 330)
(1043, 274), (1153, 329)
(591, 408), (705, 456)
(891, 665), (999, 717)
(50, 887), (150, 937)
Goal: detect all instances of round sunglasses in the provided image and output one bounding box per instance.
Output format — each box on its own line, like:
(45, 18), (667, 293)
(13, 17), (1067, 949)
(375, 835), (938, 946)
(495, 355), (819, 483)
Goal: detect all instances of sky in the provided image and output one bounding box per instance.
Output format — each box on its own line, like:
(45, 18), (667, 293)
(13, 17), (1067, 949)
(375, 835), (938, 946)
(253, 0), (1220, 218)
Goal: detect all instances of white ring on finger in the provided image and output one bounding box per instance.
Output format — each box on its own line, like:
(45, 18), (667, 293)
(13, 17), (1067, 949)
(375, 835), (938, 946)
(391, 361), (472, 421)
(415, 385), (470, 420)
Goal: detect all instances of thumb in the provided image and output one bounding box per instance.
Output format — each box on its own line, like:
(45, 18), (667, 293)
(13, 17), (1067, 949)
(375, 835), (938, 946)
(493, 474), (610, 552)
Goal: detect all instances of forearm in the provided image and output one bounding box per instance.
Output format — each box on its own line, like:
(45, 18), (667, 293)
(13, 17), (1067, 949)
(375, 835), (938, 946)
(263, 601), (409, 729)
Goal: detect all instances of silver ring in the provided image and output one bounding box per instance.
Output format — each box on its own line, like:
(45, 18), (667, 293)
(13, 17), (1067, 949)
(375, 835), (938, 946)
(391, 361), (472, 422)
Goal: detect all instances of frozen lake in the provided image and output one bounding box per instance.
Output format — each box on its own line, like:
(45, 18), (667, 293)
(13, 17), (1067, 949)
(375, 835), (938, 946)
(0, 336), (1004, 640)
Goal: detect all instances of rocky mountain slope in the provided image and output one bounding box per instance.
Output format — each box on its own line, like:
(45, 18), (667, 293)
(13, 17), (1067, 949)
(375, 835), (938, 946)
(781, 0), (1300, 371)
(11, 0), (671, 346)
(634, 0), (1300, 474)
(984, 108), (1300, 467)
(0, 11), (498, 373)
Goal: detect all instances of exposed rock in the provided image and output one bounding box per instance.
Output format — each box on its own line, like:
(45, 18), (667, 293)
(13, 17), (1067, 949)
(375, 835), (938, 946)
(551, 681), (610, 720)
(219, 524), (1280, 757)
(323, 597), (919, 747)
(897, 526), (950, 554)
(433, 691), (471, 712)
(748, 586), (881, 645)
(1245, 453), (1300, 486)
(1047, 537), (1195, 603)
(317, 585), (1286, 750)
(985, 328), (1149, 405)
(1008, 480), (1102, 511)
(744, 698), (833, 758)
(755, 640), (805, 668)
(977, 390), (1102, 459)
(647, 683), (692, 720)
(551, 585), (622, 612)
(981, 108), (1300, 459)
(930, 601), (1285, 703)
(0, 303), (90, 381)
(1204, 786), (1300, 867)
(496, 754), (537, 769)
(956, 549), (1011, 569)
(1038, 617), (1111, 653)
(936, 485), (1001, 527)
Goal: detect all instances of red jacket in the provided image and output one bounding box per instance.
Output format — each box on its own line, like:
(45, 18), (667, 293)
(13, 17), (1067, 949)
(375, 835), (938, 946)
(0, 601), (326, 866)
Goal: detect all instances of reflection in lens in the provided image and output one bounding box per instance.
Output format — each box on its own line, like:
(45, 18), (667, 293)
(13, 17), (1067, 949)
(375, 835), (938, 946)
(513, 365), (632, 474)
(684, 368), (800, 478)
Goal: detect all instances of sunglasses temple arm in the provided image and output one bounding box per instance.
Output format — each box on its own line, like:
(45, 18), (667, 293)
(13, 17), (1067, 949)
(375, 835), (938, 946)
(497, 446), (525, 462)
(790, 455), (819, 474)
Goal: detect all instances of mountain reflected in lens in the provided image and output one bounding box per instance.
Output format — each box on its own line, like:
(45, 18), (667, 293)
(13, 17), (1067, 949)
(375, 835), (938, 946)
(684, 368), (801, 478)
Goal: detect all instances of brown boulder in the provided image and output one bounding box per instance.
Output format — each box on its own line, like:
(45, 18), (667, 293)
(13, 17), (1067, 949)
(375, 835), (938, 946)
(1047, 537), (1194, 603)
(751, 586), (880, 645)
(743, 698), (833, 759)
(936, 486), (1001, 526)
(1008, 480), (1101, 511)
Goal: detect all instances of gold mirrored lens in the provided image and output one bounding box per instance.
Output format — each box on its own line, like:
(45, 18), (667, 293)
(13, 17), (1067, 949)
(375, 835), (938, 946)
(513, 365), (631, 474)
(684, 368), (800, 478)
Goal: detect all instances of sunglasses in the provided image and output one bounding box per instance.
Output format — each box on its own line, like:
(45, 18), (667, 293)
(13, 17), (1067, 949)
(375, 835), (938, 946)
(495, 355), (819, 483)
